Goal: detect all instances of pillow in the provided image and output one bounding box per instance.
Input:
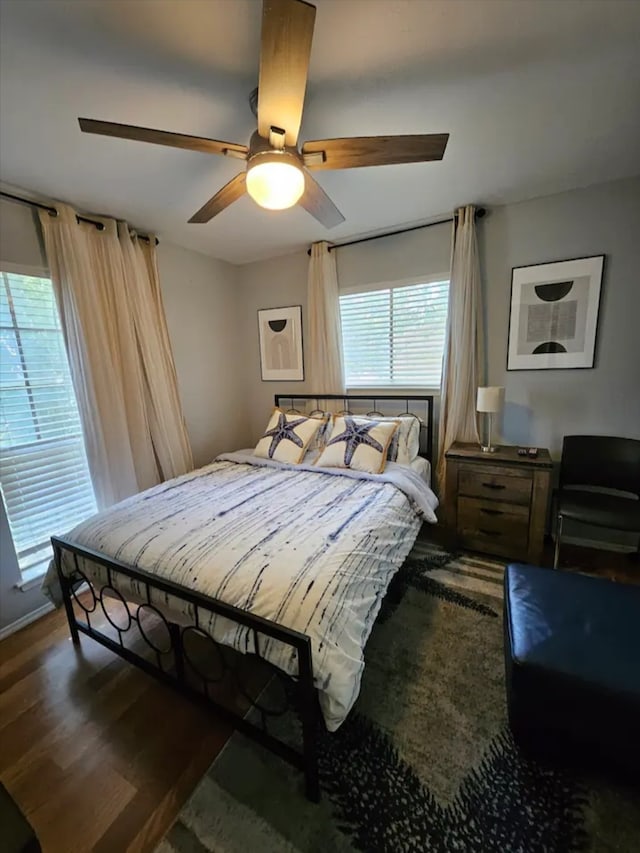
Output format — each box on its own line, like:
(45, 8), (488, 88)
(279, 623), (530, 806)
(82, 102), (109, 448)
(385, 414), (421, 464)
(254, 408), (323, 464)
(309, 412), (331, 451)
(315, 416), (400, 474)
(302, 447), (321, 465)
(353, 414), (420, 464)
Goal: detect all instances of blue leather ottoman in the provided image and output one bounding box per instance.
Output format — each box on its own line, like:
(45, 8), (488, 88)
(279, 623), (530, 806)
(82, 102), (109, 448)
(504, 563), (640, 781)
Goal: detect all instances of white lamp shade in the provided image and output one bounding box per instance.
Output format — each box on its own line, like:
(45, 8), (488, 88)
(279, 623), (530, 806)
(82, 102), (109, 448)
(476, 386), (504, 413)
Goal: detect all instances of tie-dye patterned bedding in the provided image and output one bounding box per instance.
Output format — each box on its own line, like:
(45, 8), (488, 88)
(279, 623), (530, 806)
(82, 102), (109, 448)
(44, 454), (438, 730)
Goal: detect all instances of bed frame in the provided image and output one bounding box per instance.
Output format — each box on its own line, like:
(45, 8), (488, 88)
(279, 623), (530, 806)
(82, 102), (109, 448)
(53, 393), (434, 803)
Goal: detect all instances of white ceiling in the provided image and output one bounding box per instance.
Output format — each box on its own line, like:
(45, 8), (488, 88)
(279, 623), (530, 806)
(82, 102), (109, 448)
(1, 0), (639, 265)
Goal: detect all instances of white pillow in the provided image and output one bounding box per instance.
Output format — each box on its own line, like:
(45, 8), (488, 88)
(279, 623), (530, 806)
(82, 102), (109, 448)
(254, 409), (323, 464)
(309, 413), (331, 451)
(361, 414), (421, 464)
(315, 416), (399, 474)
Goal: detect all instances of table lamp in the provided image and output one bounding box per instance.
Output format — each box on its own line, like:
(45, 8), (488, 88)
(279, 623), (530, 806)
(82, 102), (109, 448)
(476, 386), (504, 453)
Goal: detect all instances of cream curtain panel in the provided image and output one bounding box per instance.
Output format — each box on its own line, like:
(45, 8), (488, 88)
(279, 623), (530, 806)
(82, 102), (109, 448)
(39, 205), (192, 508)
(307, 241), (345, 398)
(437, 205), (484, 495)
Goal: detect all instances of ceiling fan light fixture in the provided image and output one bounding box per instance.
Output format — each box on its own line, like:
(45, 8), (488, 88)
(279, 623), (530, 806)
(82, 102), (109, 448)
(246, 151), (305, 210)
(78, 1), (448, 228)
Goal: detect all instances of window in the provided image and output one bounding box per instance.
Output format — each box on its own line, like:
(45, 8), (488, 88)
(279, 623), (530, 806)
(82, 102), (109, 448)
(340, 278), (449, 388)
(0, 269), (96, 581)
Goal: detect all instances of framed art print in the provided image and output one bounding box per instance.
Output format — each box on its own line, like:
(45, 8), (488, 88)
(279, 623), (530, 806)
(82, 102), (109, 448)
(258, 305), (304, 381)
(507, 255), (605, 370)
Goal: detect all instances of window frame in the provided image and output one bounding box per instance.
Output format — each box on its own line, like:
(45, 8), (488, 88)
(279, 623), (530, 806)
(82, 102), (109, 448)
(339, 272), (450, 392)
(0, 260), (96, 589)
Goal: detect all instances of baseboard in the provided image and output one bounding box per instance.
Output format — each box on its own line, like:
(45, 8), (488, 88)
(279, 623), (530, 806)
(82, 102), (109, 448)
(0, 602), (54, 641)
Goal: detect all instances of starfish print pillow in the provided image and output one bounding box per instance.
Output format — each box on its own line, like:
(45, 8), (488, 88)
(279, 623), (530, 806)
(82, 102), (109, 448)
(315, 416), (400, 474)
(254, 408), (324, 464)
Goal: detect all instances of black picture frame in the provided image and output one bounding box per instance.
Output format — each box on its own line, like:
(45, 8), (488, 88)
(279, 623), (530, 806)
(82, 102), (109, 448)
(258, 305), (304, 381)
(506, 254), (605, 371)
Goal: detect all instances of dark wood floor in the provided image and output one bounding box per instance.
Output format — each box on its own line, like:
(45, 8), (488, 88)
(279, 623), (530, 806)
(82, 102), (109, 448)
(547, 539), (639, 585)
(0, 601), (235, 853)
(1, 539), (637, 852)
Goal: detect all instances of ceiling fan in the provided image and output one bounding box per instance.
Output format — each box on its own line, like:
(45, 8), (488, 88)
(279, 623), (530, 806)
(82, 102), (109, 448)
(78, 0), (449, 228)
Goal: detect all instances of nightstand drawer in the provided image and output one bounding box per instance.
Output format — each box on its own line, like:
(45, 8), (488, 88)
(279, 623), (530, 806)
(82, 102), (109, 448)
(458, 495), (529, 530)
(458, 497), (529, 556)
(458, 530), (528, 560)
(458, 467), (532, 506)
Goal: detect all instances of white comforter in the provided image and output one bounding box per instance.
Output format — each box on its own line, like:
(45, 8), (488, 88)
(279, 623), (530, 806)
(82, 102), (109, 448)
(44, 453), (438, 730)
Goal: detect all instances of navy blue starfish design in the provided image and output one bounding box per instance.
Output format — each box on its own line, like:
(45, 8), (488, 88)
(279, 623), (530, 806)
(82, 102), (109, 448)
(262, 412), (308, 458)
(326, 416), (384, 466)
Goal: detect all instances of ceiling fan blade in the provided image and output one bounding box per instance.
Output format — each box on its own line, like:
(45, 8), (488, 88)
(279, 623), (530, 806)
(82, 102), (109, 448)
(299, 171), (344, 229)
(189, 173), (247, 223)
(79, 118), (248, 159)
(302, 134), (449, 170)
(257, 0), (316, 148)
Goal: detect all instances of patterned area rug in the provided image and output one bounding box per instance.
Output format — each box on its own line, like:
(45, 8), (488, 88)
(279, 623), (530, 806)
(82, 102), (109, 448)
(157, 538), (640, 853)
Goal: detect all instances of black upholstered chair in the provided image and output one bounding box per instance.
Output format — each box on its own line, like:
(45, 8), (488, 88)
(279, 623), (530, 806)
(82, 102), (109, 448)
(553, 435), (640, 568)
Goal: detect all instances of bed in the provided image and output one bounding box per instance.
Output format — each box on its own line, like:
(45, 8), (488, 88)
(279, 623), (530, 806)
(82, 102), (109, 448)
(46, 394), (437, 801)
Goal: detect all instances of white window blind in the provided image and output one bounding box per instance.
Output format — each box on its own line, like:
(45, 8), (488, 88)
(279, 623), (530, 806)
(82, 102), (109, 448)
(340, 278), (449, 387)
(0, 270), (96, 579)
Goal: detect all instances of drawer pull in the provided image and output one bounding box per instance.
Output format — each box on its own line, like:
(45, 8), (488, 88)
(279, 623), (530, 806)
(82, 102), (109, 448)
(481, 482), (506, 490)
(480, 508), (502, 516)
(479, 528), (501, 537)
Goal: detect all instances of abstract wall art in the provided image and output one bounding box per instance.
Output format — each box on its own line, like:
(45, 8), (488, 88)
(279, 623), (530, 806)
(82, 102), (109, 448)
(258, 305), (304, 381)
(507, 255), (605, 370)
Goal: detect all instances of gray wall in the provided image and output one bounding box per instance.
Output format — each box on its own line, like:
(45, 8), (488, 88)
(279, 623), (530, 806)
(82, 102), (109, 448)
(0, 200), (243, 630)
(236, 250), (312, 444)
(0, 198), (47, 267)
(481, 176), (640, 453)
(481, 176), (640, 548)
(157, 241), (244, 468)
(234, 177), (640, 551)
(336, 220), (450, 290)
(237, 177), (640, 456)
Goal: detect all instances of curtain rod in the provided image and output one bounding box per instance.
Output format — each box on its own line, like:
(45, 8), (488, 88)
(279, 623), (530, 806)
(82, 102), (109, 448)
(0, 190), (158, 245)
(307, 206), (486, 255)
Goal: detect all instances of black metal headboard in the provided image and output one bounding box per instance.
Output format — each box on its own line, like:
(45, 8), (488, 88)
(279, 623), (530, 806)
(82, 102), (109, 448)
(274, 393), (434, 464)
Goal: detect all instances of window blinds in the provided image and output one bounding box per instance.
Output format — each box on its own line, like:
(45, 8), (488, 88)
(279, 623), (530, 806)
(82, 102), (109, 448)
(0, 271), (96, 578)
(340, 279), (449, 388)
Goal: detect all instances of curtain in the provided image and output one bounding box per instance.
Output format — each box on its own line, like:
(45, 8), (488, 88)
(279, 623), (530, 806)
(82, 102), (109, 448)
(437, 205), (484, 495)
(39, 204), (193, 508)
(307, 241), (345, 400)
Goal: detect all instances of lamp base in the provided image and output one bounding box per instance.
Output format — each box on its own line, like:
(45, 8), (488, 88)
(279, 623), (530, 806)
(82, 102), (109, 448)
(481, 444), (499, 453)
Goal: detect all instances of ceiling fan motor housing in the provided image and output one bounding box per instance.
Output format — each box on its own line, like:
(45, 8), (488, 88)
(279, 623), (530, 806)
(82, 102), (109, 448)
(249, 130), (299, 159)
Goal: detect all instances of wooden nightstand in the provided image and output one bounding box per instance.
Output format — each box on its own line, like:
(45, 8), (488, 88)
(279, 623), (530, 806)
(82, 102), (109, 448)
(445, 442), (553, 564)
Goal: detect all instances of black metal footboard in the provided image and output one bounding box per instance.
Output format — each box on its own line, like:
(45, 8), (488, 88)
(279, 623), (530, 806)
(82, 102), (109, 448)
(51, 535), (321, 802)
